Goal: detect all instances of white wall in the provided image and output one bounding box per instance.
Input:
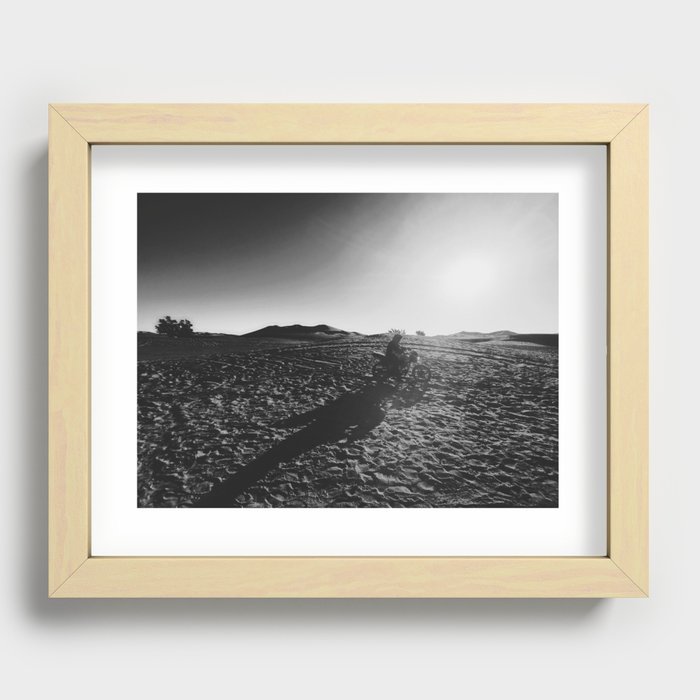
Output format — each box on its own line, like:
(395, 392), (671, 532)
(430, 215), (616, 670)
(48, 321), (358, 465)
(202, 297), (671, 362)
(1, 1), (695, 698)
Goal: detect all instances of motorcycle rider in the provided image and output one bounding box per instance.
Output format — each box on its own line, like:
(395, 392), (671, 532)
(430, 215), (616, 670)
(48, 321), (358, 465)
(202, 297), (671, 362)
(385, 333), (406, 375)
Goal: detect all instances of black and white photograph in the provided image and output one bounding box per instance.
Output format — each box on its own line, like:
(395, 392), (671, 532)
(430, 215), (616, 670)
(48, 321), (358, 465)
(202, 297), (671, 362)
(137, 193), (558, 508)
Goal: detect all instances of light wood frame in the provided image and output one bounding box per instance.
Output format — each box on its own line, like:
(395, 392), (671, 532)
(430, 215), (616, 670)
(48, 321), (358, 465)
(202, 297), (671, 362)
(48, 104), (648, 598)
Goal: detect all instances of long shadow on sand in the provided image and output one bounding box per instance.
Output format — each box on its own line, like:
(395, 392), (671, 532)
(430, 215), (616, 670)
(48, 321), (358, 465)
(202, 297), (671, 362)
(194, 381), (424, 508)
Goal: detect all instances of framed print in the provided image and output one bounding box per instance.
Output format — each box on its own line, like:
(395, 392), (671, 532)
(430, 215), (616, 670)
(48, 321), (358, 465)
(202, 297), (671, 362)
(48, 104), (648, 597)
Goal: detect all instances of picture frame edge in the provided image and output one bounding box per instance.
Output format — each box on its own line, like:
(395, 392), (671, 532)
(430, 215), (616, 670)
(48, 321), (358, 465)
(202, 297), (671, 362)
(47, 103), (649, 599)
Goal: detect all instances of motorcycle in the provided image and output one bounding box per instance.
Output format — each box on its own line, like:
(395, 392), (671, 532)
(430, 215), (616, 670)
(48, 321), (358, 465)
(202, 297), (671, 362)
(371, 348), (431, 387)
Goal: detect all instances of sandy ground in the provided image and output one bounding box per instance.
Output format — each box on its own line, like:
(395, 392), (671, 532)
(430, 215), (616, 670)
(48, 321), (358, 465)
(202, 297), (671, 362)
(138, 335), (558, 508)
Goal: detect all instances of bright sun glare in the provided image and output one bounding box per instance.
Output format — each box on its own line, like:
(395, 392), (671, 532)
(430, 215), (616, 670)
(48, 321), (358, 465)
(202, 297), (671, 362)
(437, 256), (498, 301)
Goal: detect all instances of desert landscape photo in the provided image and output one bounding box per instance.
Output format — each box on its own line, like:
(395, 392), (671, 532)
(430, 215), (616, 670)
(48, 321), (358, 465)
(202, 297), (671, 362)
(137, 193), (558, 508)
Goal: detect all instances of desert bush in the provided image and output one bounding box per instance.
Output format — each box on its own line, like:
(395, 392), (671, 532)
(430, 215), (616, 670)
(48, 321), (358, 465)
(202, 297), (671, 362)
(156, 316), (194, 337)
(416, 330), (426, 336)
(388, 328), (406, 336)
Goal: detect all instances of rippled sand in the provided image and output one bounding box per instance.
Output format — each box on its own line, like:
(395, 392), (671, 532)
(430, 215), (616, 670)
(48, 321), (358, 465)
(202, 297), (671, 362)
(138, 335), (558, 508)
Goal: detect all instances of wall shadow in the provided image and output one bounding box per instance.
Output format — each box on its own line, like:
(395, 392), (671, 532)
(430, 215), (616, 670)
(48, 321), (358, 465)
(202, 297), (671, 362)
(32, 597), (607, 628)
(18, 146), (50, 621)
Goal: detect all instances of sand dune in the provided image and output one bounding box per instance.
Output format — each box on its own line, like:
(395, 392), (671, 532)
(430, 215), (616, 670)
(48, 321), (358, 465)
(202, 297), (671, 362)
(138, 335), (558, 508)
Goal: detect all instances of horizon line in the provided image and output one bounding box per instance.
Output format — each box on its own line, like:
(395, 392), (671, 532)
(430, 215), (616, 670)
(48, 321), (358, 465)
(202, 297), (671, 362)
(137, 324), (560, 336)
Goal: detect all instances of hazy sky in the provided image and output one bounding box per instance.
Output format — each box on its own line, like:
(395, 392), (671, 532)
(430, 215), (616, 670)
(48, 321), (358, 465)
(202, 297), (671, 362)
(138, 193), (558, 335)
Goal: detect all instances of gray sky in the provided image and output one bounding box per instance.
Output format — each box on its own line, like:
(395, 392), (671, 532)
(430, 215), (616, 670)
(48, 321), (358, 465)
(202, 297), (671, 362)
(138, 193), (558, 335)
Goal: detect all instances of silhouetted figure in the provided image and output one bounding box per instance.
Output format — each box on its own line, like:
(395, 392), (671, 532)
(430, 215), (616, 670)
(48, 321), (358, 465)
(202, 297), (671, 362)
(385, 333), (406, 375)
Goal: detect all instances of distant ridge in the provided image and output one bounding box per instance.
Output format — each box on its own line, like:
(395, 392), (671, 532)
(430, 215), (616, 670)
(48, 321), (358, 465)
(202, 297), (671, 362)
(447, 330), (515, 338)
(444, 330), (558, 347)
(243, 324), (357, 338)
(507, 333), (558, 348)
